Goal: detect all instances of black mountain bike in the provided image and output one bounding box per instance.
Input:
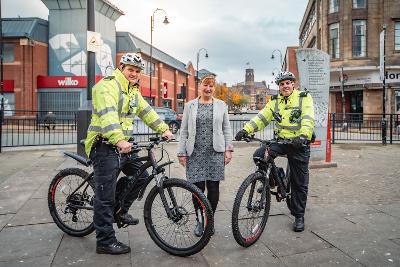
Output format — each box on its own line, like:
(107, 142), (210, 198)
(48, 137), (214, 257)
(231, 135), (294, 247)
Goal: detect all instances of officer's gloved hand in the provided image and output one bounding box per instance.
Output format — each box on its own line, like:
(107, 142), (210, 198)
(292, 135), (308, 148)
(235, 129), (248, 141)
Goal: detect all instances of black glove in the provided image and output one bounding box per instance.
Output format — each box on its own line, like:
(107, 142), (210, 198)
(235, 129), (248, 141)
(292, 135), (308, 148)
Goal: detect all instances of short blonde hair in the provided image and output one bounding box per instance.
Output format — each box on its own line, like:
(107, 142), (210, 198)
(200, 75), (216, 86)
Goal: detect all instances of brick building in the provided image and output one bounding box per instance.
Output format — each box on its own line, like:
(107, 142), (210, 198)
(1, 0), (202, 116)
(230, 68), (277, 110)
(297, 0), (400, 115)
(1, 17), (48, 114)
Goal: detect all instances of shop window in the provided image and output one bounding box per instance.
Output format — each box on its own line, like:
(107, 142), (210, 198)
(162, 99), (172, 108)
(3, 44), (15, 63)
(353, 20), (367, 57)
(177, 100), (184, 114)
(0, 93), (15, 116)
(329, 23), (340, 59)
(353, 0), (366, 8)
(395, 21), (400, 51)
(329, 0), (339, 14)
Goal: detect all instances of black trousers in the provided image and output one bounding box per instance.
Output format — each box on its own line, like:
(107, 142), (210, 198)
(89, 142), (149, 246)
(253, 143), (310, 218)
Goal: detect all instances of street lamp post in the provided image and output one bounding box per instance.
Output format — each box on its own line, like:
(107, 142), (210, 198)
(150, 8), (169, 106)
(195, 48), (209, 98)
(271, 49), (283, 70)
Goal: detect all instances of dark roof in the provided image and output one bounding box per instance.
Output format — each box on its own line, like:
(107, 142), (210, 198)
(198, 69), (216, 80)
(116, 31), (191, 75)
(2, 17), (49, 43)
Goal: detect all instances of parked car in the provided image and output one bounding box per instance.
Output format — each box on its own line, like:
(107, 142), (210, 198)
(154, 107), (182, 134)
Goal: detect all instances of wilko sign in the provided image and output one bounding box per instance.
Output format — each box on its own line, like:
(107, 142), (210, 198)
(58, 77), (79, 86)
(37, 76), (103, 88)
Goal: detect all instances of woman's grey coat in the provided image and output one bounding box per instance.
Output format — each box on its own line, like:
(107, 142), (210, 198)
(177, 98), (233, 156)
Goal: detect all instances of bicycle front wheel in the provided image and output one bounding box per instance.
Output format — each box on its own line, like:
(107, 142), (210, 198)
(231, 172), (271, 247)
(144, 178), (214, 257)
(48, 168), (95, 237)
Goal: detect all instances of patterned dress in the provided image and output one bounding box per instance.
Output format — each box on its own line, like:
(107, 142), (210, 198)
(187, 103), (225, 183)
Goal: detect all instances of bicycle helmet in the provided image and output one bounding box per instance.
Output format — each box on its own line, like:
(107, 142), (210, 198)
(120, 53), (145, 70)
(275, 71), (296, 85)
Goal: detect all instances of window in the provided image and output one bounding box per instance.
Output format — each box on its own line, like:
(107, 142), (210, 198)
(395, 22), (400, 51)
(329, 23), (340, 59)
(0, 93), (15, 116)
(142, 59), (155, 76)
(329, 0), (339, 14)
(3, 44), (15, 62)
(353, 0), (366, 8)
(162, 99), (172, 108)
(353, 20), (367, 57)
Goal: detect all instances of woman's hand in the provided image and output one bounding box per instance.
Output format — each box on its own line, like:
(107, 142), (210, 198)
(178, 156), (187, 167)
(224, 151), (232, 165)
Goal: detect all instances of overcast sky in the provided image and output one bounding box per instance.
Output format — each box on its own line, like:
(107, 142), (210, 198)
(3, 0), (308, 87)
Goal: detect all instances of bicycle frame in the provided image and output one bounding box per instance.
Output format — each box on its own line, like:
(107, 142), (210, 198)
(63, 138), (177, 219)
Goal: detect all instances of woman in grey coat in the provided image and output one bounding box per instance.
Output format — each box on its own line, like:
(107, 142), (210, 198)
(177, 74), (233, 236)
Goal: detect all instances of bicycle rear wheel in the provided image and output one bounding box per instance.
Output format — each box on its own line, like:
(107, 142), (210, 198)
(48, 168), (95, 237)
(231, 172), (271, 247)
(144, 178), (213, 257)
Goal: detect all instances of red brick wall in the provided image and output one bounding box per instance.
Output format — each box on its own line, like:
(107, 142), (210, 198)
(3, 39), (48, 111)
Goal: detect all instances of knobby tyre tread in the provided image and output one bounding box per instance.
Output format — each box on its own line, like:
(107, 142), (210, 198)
(231, 172), (271, 247)
(48, 168), (95, 237)
(143, 178), (214, 257)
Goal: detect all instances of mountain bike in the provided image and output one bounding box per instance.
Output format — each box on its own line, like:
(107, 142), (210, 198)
(231, 135), (294, 247)
(48, 137), (214, 257)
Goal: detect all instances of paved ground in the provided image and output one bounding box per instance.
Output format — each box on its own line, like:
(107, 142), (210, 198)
(0, 142), (399, 267)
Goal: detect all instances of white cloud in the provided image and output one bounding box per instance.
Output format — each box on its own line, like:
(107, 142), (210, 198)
(3, 0), (308, 86)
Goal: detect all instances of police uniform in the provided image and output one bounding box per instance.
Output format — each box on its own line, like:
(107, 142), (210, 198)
(85, 68), (169, 247)
(243, 89), (315, 219)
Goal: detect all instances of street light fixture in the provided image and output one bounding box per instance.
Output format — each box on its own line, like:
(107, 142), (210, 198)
(271, 67), (280, 76)
(271, 49), (283, 70)
(150, 8), (169, 106)
(195, 48), (209, 98)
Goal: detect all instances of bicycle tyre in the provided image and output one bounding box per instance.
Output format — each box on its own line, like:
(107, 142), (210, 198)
(144, 178), (214, 257)
(232, 172), (271, 247)
(48, 168), (95, 237)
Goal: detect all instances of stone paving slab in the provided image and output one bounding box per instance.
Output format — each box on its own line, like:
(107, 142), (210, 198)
(0, 214), (14, 231)
(0, 255), (53, 267)
(0, 190), (33, 215)
(259, 214), (332, 257)
(51, 231), (130, 267)
(371, 203), (400, 218)
(281, 247), (362, 267)
(0, 223), (63, 262)
(7, 198), (53, 226)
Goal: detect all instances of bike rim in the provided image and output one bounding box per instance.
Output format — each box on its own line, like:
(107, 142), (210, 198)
(148, 185), (209, 251)
(237, 178), (268, 243)
(51, 174), (94, 232)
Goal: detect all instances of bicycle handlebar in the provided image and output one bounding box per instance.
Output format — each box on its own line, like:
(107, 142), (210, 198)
(242, 134), (294, 146)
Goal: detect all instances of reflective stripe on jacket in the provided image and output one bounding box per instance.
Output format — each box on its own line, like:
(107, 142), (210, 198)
(244, 89), (315, 140)
(85, 68), (169, 156)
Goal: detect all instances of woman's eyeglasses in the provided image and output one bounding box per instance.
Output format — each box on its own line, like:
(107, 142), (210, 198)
(279, 81), (292, 86)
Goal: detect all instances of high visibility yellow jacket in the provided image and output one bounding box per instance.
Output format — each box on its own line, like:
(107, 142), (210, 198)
(244, 89), (315, 140)
(85, 68), (169, 156)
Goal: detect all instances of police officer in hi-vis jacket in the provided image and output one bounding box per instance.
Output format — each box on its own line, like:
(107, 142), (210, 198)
(235, 71), (315, 232)
(85, 53), (173, 254)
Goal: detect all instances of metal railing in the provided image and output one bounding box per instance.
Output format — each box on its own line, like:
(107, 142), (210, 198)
(330, 113), (400, 143)
(3, 110), (398, 148)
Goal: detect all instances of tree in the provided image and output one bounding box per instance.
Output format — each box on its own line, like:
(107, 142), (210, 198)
(214, 83), (229, 103)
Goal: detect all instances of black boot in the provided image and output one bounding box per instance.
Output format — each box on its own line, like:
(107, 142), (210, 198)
(96, 241), (131, 254)
(115, 212), (139, 228)
(293, 216), (305, 232)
